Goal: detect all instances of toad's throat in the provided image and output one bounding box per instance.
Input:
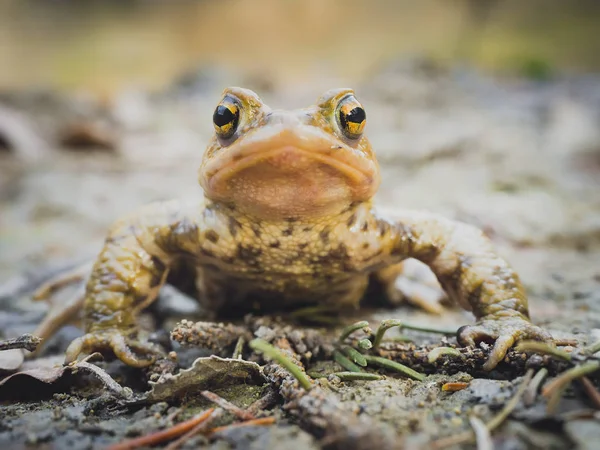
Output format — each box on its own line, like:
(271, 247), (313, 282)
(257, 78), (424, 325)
(205, 146), (375, 218)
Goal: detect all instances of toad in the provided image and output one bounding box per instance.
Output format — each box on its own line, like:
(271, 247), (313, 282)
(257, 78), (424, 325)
(39, 87), (552, 370)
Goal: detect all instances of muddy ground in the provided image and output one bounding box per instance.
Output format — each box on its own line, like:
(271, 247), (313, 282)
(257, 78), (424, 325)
(1, 61), (600, 449)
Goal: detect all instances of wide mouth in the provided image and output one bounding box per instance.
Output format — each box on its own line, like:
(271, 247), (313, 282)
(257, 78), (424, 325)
(201, 125), (378, 193)
(209, 146), (369, 187)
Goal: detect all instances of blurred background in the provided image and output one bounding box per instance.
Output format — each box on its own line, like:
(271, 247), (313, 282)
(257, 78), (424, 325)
(0, 0), (599, 329)
(1, 0), (600, 93)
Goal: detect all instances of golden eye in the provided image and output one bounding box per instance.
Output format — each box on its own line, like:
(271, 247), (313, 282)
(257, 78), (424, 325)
(337, 95), (366, 139)
(213, 95), (240, 139)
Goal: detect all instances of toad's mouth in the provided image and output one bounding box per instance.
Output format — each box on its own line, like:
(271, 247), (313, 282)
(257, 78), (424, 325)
(203, 125), (377, 186)
(199, 127), (379, 218)
(205, 146), (371, 188)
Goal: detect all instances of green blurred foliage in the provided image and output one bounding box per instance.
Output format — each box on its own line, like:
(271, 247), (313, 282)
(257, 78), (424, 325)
(0, 0), (598, 92)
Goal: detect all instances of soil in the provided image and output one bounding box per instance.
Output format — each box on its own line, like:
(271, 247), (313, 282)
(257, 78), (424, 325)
(1, 60), (600, 449)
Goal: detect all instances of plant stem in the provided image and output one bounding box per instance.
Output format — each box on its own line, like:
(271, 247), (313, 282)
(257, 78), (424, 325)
(427, 346), (464, 363)
(363, 355), (425, 381)
(334, 350), (363, 373)
(372, 320), (402, 350)
(334, 372), (382, 381)
(341, 346), (367, 367)
(249, 339), (312, 390)
(338, 320), (370, 342)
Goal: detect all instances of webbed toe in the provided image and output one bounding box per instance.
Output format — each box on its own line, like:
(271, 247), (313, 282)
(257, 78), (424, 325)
(457, 316), (553, 371)
(65, 330), (163, 368)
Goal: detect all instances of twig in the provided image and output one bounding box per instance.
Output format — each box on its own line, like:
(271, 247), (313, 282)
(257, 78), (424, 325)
(247, 389), (279, 415)
(209, 417), (276, 434)
(545, 385), (568, 414)
(579, 377), (600, 409)
(427, 346), (464, 363)
(107, 409), (215, 450)
(338, 321), (370, 342)
(232, 337), (245, 359)
(584, 340), (600, 355)
(469, 415), (493, 450)
(333, 372), (382, 381)
(524, 368), (548, 406)
(341, 346), (367, 367)
(363, 355), (425, 381)
(201, 390), (255, 420)
(543, 361), (600, 413)
(0, 334), (42, 352)
(543, 362), (600, 397)
(165, 408), (182, 423)
(554, 338), (579, 347)
(515, 341), (572, 361)
(487, 369), (534, 430)
(430, 429), (472, 447)
(73, 361), (132, 399)
(372, 320), (402, 350)
(333, 350), (363, 372)
(249, 339), (312, 390)
(164, 408), (223, 450)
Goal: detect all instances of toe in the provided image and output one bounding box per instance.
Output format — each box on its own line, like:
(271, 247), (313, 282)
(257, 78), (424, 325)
(524, 326), (553, 343)
(64, 336), (85, 364)
(457, 325), (495, 347)
(64, 332), (112, 365)
(109, 334), (155, 368)
(483, 334), (515, 371)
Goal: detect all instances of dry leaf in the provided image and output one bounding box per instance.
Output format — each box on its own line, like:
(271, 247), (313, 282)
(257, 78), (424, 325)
(0, 349), (24, 372)
(0, 364), (65, 387)
(148, 355), (265, 402)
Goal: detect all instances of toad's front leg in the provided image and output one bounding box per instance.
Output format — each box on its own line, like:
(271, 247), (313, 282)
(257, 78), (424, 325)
(65, 200), (211, 367)
(376, 209), (553, 370)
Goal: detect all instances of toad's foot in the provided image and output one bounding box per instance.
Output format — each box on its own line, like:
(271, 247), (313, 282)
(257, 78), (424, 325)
(65, 330), (164, 368)
(30, 287), (85, 357)
(386, 276), (446, 315)
(32, 260), (93, 301)
(376, 260), (447, 315)
(457, 316), (553, 371)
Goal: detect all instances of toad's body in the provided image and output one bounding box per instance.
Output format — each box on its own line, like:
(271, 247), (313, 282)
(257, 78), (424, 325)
(48, 88), (550, 370)
(120, 199), (405, 314)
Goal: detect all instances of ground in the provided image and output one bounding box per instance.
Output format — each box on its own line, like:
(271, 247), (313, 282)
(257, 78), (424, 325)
(1, 61), (600, 449)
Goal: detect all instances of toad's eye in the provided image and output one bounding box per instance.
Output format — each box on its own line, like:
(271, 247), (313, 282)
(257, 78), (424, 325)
(213, 95), (240, 139)
(337, 95), (366, 140)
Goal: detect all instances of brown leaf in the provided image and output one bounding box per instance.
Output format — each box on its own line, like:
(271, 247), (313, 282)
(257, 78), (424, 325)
(0, 349), (24, 372)
(0, 363), (65, 386)
(147, 355), (265, 402)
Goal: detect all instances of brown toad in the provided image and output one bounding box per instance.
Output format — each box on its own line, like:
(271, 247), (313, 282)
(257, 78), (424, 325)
(40, 87), (552, 370)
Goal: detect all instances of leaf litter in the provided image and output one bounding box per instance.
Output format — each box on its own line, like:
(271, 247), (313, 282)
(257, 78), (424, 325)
(2, 63), (600, 449)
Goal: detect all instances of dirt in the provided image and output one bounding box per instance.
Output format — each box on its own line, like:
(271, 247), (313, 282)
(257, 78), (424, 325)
(1, 60), (600, 449)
